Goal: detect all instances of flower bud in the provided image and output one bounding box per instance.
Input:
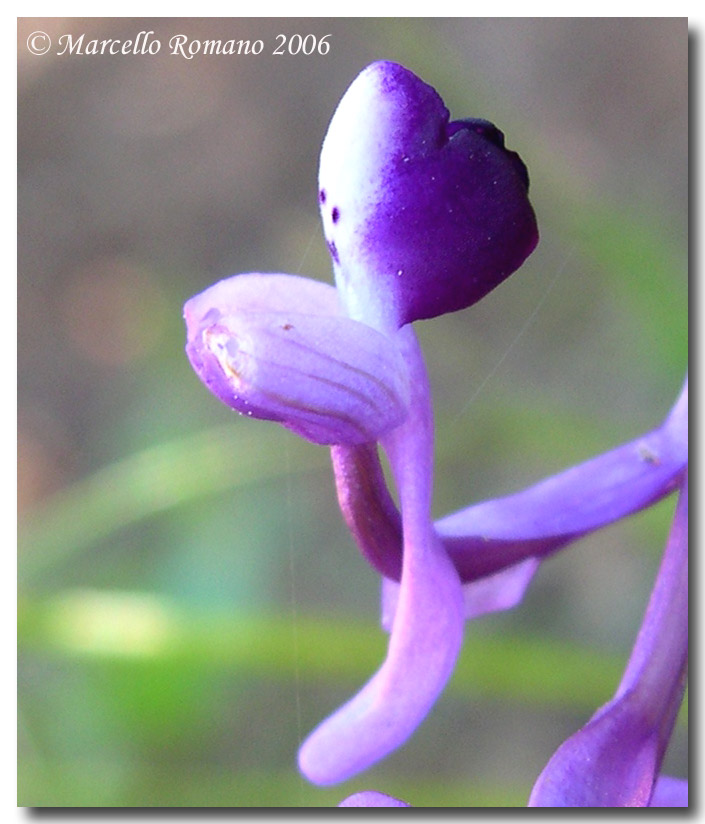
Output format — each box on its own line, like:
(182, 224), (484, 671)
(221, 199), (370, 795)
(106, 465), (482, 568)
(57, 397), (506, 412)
(319, 61), (538, 329)
(184, 275), (410, 445)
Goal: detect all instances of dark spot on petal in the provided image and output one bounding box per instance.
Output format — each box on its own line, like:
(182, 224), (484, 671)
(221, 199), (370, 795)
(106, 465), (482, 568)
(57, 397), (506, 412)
(331, 207), (340, 224)
(282, 323), (294, 331)
(319, 189), (326, 204)
(327, 240), (339, 264)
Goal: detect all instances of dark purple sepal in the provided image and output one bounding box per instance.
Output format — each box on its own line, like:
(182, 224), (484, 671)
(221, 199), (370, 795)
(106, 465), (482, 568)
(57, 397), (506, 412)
(319, 61), (538, 329)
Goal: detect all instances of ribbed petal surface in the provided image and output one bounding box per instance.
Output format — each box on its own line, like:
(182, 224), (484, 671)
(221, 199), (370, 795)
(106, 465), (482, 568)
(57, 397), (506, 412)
(185, 273), (410, 445)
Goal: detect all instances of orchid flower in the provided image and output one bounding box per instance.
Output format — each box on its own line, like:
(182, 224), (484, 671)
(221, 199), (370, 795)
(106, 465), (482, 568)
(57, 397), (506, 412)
(186, 59), (536, 786)
(183, 60), (687, 804)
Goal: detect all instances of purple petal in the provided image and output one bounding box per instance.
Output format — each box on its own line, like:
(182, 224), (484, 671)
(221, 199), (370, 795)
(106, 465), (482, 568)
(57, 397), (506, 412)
(319, 61), (538, 330)
(299, 328), (464, 784)
(184, 275), (410, 445)
(614, 476), (688, 756)
(438, 378), (687, 581)
(382, 558), (540, 629)
(528, 698), (660, 806)
(338, 791), (411, 807)
(529, 478), (688, 807)
(649, 776), (688, 807)
(459, 558), (540, 620)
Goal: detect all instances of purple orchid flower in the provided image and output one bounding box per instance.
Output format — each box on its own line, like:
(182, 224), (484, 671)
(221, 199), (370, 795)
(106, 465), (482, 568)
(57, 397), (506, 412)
(186, 60), (536, 787)
(183, 60), (687, 804)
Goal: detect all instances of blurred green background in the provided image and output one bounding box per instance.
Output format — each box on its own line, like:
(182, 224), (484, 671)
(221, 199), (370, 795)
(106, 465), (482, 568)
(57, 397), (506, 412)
(18, 18), (687, 807)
